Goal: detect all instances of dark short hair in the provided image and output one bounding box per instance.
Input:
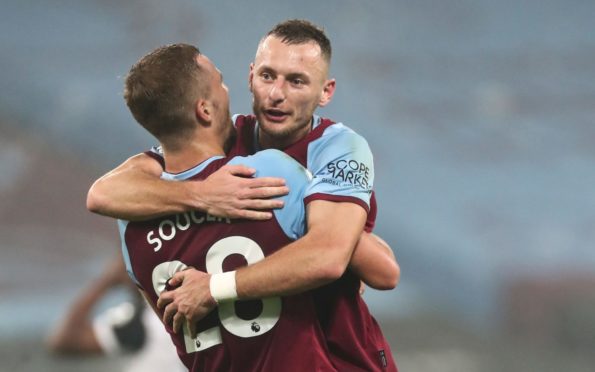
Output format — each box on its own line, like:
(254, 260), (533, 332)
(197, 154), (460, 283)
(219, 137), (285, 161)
(265, 19), (332, 63)
(124, 43), (207, 143)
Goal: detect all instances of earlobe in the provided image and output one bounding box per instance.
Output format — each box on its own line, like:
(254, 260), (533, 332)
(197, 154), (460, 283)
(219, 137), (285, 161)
(319, 79), (336, 107)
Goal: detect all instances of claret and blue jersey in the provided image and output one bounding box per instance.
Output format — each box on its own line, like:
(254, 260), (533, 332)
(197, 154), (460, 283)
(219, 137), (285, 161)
(118, 149), (337, 372)
(124, 114), (397, 371)
(231, 114), (375, 216)
(230, 114), (378, 233)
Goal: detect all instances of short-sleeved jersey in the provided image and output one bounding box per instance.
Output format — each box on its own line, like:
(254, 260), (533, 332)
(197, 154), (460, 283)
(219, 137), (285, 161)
(229, 114), (378, 233)
(229, 114), (397, 372)
(146, 115), (396, 371)
(119, 149), (336, 372)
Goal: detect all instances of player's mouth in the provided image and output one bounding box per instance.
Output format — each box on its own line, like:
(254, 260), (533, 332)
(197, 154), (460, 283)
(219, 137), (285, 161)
(263, 109), (289, 123)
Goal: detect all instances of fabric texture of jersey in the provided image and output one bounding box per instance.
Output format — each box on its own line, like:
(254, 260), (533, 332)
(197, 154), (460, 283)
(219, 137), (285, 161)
(119, 149), (336, 372)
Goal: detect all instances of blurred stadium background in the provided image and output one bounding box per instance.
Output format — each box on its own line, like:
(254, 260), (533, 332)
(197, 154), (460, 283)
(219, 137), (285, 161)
(1, 0), (594, 371)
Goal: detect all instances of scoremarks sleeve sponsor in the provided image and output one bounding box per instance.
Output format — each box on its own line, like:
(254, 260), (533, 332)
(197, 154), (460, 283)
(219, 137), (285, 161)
(305, 124), (374, 212)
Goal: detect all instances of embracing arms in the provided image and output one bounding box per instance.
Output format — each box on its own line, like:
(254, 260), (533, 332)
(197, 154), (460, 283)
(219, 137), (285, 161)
(350, 232), (399, 290)
(234, 200), (367, 297)
(88, 153), (399, 290)
(87, 152), (289, 221)
(157, 200), (398, 334)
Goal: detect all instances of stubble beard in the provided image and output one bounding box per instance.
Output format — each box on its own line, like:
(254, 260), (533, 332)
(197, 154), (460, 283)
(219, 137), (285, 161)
(256, 113), (312, 149)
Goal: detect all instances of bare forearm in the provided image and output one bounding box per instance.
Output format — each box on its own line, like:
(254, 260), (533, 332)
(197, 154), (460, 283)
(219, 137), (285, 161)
(236, 235), (345, 298)
(87, 153), (289, 221)
(158, 201), (367, 332)
(46, 275), (113, 354)
(349, 232), (399, 290)
(235, 200), (366, 299)
(86, 153), (194, 220)
(88, 171), (196, 220)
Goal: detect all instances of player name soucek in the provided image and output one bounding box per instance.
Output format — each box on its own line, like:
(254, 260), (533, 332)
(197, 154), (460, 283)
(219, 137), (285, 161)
(323, 158), (372, 191)
(147, 211), (231, 252)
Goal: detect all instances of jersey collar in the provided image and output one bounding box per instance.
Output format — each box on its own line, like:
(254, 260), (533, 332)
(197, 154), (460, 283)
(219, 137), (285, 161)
(161, 156), (225, 181)
(253, 115), (322, 151)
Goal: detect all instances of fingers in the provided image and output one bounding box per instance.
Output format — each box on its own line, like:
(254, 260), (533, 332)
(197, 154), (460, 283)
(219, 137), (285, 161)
(162, 302), (177, 327)
(223, 164), (256, 177)
(227, 186), (290, 220)
(242, 197), (285, 210)
(246, 176), (286, 188)
(246, 185), (289, 199)
(168, 271), (185, 287)
(157, 291), (174, 310)
(235, 210), (273, 221)
(203, 165), (291, 220)
(223, 165), (286, 188)
(172, 312), (185, 334)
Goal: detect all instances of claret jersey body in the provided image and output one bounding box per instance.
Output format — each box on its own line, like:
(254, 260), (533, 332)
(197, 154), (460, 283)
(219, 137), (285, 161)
(119, 149), (336, 372)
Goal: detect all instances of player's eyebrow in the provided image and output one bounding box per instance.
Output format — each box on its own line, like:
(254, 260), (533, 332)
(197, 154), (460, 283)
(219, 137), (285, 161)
(286, 72), (310, 83)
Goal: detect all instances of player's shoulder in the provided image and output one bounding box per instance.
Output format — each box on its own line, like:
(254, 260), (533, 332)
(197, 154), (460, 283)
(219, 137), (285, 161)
(229, 149), (295, 168)
(318, 117), (369, 144)
(229, 149), (311, 180)
(314, 118), (371, 152)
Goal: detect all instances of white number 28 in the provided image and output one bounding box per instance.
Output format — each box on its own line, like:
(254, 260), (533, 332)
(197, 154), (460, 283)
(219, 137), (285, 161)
(151, 236), (281, 353)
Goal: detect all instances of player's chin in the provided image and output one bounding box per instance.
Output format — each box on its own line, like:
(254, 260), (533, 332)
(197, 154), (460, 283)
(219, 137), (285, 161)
(261, 122), (294, 138)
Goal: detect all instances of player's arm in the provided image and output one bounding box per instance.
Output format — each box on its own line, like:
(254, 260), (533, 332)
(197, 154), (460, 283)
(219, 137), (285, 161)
(236, 199), (366, 297)
(45, 290), (104, 354)
(349, 232), (400, 290)
(158, 199), (366, 335)
(45, 257), (129, 354)
(87, 152), (288, 221)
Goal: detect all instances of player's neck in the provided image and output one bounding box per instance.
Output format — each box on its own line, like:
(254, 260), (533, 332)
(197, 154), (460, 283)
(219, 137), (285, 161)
(162, 137), (225, 173)
(258, 118), (313, 150)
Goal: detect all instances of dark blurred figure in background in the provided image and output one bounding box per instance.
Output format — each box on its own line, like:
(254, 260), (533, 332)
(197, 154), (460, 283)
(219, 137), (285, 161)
(45, 254), (186, 372)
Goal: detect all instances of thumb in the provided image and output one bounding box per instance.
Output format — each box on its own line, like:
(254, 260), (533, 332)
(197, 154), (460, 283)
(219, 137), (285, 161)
(168, 271), (185, 288)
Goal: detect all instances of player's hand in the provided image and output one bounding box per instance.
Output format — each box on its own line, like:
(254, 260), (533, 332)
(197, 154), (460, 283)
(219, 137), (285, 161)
(191, 164), (289, 220)
(156, 268), (217, 337)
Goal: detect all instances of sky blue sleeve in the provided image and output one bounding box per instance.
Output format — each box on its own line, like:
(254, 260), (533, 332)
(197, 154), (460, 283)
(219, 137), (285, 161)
(227, 149), (310, 240)
(117, 219), (141, 287)
(305, 125), (374, 209)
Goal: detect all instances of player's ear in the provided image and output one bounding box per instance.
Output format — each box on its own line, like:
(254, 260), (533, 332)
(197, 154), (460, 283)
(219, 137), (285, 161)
(195, 98), (212, 124)
(248, 63), (255, 93)
(319, 78), (336, 107)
